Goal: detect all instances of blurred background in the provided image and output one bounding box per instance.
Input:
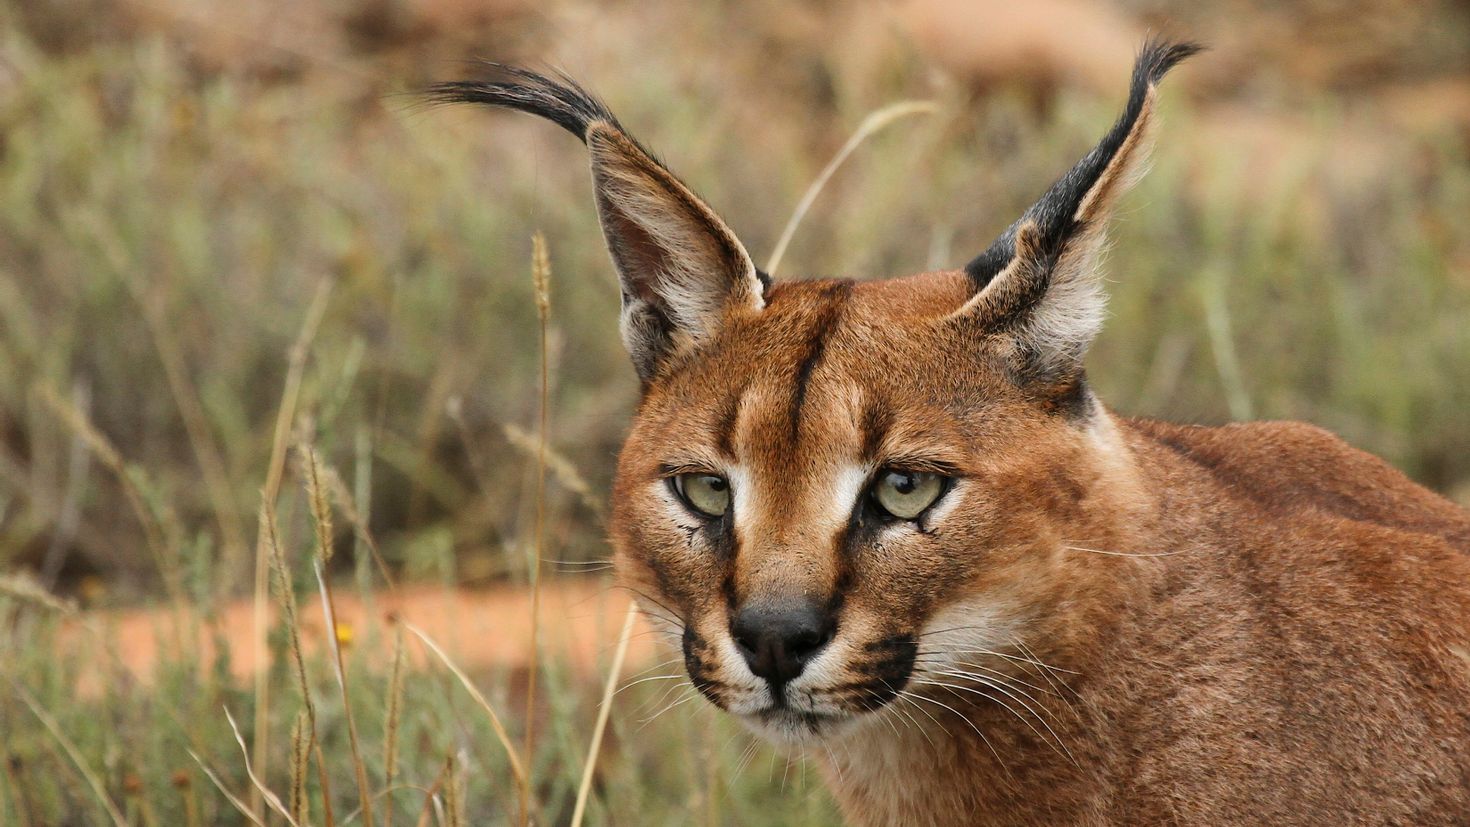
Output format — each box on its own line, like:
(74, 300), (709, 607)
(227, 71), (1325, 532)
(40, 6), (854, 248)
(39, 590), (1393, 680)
(1, 0), (1468, 824)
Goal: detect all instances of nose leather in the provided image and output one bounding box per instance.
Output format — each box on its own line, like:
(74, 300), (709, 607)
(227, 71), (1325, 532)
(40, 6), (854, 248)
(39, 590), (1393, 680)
(730, 599), (835, 689)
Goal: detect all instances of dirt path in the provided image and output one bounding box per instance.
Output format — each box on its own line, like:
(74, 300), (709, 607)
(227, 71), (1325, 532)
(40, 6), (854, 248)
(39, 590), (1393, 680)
(62, 578), (660, 694)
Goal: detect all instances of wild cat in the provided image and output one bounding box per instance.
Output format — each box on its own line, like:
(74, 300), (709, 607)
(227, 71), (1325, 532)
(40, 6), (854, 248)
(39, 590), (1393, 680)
(431, 39), (1470, 826)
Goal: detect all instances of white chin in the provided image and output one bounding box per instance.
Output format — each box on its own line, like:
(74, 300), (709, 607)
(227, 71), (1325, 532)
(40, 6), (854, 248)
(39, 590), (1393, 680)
(739, 708), (855, 745)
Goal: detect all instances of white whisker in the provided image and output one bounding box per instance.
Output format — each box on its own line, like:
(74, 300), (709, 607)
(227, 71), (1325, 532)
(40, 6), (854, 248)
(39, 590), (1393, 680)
(900, 690), (1009, 774)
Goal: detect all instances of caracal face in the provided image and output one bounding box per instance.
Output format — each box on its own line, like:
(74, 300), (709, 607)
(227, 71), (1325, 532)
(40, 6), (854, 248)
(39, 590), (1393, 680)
(430, 41), (1198, 745)
(610, 272), (1132, 744)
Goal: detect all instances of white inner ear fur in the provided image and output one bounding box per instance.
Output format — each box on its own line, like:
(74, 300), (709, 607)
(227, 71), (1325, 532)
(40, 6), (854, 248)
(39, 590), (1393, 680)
(953, 86), (1159, 377)
(1015, 236), (1109, 378)
(588, 130), (763, 341)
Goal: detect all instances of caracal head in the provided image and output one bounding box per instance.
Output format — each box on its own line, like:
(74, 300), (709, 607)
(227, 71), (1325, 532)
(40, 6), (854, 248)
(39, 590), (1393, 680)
(434, 39), (1199, 743)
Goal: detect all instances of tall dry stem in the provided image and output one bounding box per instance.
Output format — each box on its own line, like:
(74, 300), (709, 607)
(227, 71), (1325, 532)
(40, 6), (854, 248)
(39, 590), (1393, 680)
(383, 626), (406, 827)
(10, 681), (128, 827)
(444, 753), (464, 827)
(225, 707), (300, 827)
(766, 100), (938, 277)
(253, 277), (332, 819)
(570, 600), (641, 827)
(262, 501), (313, 719)
(262, 496), (335, 826)
(523, 231), (552, 817)
(302, 441), (375, 827)
(403, 620), (531, 825)
(189, 751), (267, 827)
(413, 758), (451, 827)
(290, 709), (312, 826)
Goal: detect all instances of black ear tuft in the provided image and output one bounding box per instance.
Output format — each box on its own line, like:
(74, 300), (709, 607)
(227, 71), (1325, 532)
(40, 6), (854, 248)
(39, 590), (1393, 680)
(964, 37), (1204, 291)
(424, 64), (620, 144)
(430, 63), (765, 384)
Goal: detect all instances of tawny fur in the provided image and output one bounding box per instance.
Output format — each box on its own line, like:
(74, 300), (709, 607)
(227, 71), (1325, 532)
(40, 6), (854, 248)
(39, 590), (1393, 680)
(611, 274), (1470, 825)
(435, 39), (1470, 827)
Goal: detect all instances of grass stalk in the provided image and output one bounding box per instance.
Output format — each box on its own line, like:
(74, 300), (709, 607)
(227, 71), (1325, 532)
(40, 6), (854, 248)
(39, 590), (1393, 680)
(262, 499), (317, 730)
(322, 460), (396, 588)
(262, 496), (335, 826)
(444, 753), (464, 827)
(189, 751), (268, 827)
(765, 100), (939, 276)
(383, 627), (406, 827)
(303, 442), (375, 827)
(10, 681), (128, 827)
(402, 620), (531, 824)
(290, 709), (312, 826)
(413, 759), (451, 827)
(225, 706), (301, 827)
(570, 600), (640, 827)
(523, 231), (553, 819)
(253, 276), (333, 820)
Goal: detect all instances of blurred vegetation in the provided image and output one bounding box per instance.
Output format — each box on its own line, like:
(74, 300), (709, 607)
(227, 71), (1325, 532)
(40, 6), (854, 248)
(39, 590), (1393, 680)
(1, 0), (1468, 823)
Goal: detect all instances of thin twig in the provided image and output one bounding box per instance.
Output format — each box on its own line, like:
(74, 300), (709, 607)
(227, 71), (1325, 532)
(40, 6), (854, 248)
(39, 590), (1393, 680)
(570, 601), (640, 827)
(766, 101), (939, 276)
(224, 707), (301, 827)
(523, 232), (552, 821)
(402, 621), (531, 825)
(253, 276), (333, 819)
(188, 750), (268, 827)
(10, 681), (128, 827)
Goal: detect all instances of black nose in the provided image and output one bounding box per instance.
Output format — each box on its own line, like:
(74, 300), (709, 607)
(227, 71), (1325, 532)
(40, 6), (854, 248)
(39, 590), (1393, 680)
(730, 599), (835, 688)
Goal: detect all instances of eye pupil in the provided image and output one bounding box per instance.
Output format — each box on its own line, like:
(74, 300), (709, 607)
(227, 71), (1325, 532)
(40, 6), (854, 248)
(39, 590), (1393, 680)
(892, 473), (916, 494)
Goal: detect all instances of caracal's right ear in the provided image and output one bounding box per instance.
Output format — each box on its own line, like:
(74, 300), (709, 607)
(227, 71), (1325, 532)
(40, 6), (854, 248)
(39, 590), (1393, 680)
(428, 66), (766, 382)
(952, 38), (1201, 408)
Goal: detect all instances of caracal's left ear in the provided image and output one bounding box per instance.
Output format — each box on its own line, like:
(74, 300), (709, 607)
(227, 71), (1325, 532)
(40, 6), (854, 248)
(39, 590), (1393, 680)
(954, 38), (1202, 405)
(429, 66), (766, 383)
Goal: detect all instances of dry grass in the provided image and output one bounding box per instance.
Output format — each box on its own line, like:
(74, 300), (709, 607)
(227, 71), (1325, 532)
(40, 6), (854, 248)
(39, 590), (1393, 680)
(1, 0), (1468, 824)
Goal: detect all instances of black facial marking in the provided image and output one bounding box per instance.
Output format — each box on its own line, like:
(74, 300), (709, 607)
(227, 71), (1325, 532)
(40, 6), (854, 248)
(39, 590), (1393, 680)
(714, 382), (747, 458)
(859, 399), (893, 462)
(683, 627), (729, 706)
(827, 634), (917, 711)
(1042, 370), (1094, 419)
(788, 280), (853, 442)
(720, 570), (739, 613)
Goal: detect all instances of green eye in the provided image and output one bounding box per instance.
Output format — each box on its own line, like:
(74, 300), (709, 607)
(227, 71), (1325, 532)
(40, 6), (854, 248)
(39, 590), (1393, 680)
(673, 473), (730, 518)
(871, 470), (945, 521)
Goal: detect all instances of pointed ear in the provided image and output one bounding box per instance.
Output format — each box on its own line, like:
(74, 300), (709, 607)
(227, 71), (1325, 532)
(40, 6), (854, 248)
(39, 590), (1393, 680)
(955, 39), (1201, 393)
(428, 67), (766, 382)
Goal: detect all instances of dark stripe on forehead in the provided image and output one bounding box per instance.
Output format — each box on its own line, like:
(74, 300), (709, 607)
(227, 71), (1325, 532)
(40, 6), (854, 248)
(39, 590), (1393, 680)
(788, 281), (854, 442)
(860, 396), (893, 461)
(714, 379), (748, 458)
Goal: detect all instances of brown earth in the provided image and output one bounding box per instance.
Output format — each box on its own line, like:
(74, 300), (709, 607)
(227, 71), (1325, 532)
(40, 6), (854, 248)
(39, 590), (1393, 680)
(61, 578), (658, 695)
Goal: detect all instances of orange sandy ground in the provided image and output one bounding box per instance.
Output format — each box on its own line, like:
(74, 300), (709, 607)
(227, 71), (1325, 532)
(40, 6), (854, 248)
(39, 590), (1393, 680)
(59, 579), (661, 696)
